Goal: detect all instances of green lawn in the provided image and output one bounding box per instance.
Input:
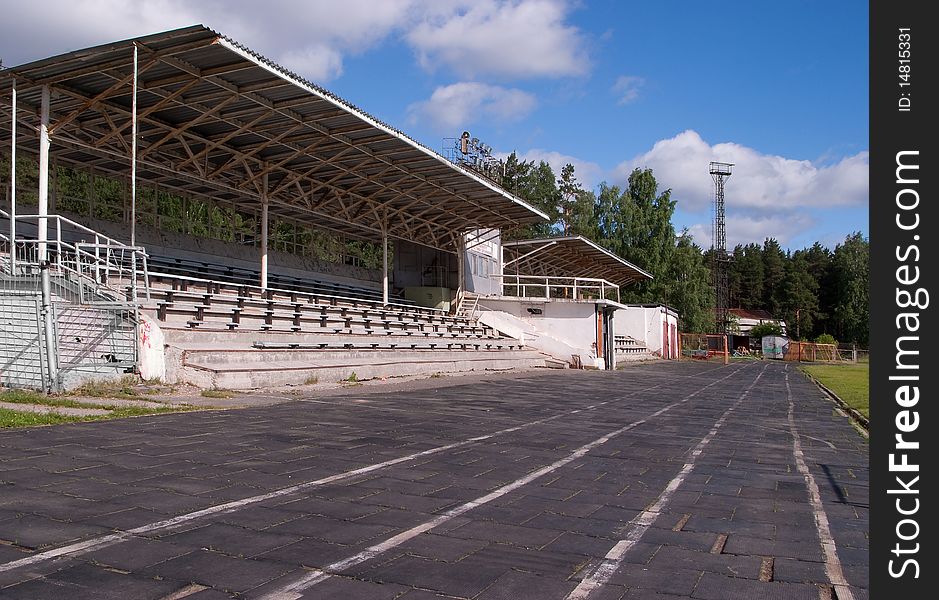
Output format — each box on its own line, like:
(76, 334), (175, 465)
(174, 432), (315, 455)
(801, 363), (869, 419)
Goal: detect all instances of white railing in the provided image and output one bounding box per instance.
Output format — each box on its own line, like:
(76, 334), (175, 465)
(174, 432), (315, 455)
(1, 210), (150, 304)
(489, 274), (621, 302)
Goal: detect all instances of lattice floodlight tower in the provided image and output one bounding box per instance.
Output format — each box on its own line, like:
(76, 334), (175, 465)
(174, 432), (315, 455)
(709, 161), (733, 334)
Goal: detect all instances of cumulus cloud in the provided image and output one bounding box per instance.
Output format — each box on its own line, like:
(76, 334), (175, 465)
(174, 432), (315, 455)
(612, 75), (645, 104)
(406, 0), (589, 79)
(617, 130), (869, 213)
(1, 0), (588, 83)
(0, 0), (416, 81)
(686, 213), (816, 248)
(408, 82), (537, 130)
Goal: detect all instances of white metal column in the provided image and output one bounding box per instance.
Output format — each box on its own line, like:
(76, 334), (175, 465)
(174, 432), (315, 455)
(130, 43), (138, 247)
(38, 85), (58, 391)
(382, 229), (389, 305)
(38, 86), (50, 259)
(8, 77), (15, 272)
(456, 235), (466, 306)
(260, 172), (269, 289)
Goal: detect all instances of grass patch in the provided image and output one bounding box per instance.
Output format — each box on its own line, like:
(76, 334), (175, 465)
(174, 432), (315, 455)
(342, 371), (360, 384)
(200, 388), (237, 399)
(801, 363), (869, 419)
(0, 407), (78, 428)
(303, 375), (319, 385)
(69, 375), (141, 399)
(0, 403), (192, 429)
(0, 390), (123, 411)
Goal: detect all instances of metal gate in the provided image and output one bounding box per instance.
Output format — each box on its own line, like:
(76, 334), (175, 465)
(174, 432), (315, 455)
(0, 292), (51, 389)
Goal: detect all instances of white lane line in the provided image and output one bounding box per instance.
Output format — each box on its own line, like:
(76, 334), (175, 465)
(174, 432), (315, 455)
(255, 364), (753, 600)
(0, 363), (742, 576)
(747, 422), (838, 449)
(0, 410), (569, 574)
(565, 362), (769, 600)
(785, 368), (857, 600)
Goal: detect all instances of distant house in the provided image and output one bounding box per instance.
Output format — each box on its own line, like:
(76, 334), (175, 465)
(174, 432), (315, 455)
(728, 308), (787, 352)
(728, 308), (788, 336)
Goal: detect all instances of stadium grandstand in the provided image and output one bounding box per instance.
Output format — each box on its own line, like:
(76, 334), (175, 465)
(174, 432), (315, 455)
(1, 25), (661, 392)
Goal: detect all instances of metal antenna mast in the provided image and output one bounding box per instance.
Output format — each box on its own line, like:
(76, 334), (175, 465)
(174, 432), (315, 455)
(709, 161), (733, 334)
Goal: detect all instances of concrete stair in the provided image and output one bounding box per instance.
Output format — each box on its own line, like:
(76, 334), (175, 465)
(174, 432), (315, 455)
(161, 327), (548, 389)
(172, 345), (548, 389)
(614, 334), (656, 364)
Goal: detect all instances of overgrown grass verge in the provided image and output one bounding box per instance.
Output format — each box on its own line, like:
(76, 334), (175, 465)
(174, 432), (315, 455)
(801, 363), (869, 420)
(0, 389), (194, 428)
(200, 388), (237, 399)
(69, 375), (142, 399)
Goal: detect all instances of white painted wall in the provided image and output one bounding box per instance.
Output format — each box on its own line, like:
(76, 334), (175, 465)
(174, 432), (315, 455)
(613, 305), (678, 357)
(464, 229), (501, 296)
(479, 298), (599, 364)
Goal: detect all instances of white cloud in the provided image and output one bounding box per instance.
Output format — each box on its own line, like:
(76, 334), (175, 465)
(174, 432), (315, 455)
(279, 44), (345, 82)
(498, 149), (604, 191)
(686, 213), (816, 248)
(612, 75), (645, 104)
(406, 0), (589, 79)
(617, 130), (869, 213)
(0, 0), (416, 82)
(408, 82), (537, 130)
(2, 0), (588, 83)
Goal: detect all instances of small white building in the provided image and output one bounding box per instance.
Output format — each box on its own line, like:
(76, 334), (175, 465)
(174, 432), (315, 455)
(613, 304), (679, 359)
(467, 236), (659, 369)
(728, 308), (788, 336)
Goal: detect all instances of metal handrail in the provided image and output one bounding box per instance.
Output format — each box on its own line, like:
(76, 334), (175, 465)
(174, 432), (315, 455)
(488, 273), (621, 302)
(2, 209), (151, 304)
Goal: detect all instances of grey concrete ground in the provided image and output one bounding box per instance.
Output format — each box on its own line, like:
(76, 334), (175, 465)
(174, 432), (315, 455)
(0, 361), (868, 599)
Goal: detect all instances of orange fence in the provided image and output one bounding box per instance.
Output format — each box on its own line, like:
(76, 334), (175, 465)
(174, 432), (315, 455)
(784, 342), (838, 362)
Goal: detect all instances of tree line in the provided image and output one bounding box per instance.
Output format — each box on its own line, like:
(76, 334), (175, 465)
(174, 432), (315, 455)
(497, 153), (869, 345)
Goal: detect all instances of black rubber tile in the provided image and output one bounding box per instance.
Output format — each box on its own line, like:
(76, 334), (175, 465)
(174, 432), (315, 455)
(690, 572), (820, 599)
(255, 537), (354, 569)
(393, 532), (488, 562)
(606, 562), (704, 596)
(293, 575), (409, 599)
(267, 516), (394, 545)
(445, 519), (565, 548)
(361, 554), (509, 597)
(18, 563), (183, 600)
(722, 534), (824, 562)
(476, 569), (577, 599)
(140, 550), (296, 593)
(542, 531), (618, 558)
(159, 522), (302, 557)
(771, 557), (829, 584)
(0, 514), (109, 549)
(83, 536), (192, 571)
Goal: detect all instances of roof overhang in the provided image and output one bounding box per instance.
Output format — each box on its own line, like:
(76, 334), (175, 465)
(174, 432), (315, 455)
(0, 25), (548, 251)
(502, 236), (653, 286)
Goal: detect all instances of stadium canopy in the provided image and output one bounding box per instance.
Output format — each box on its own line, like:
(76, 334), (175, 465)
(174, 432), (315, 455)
(0, 25), (548, 255)
(502, 236), (653, 287)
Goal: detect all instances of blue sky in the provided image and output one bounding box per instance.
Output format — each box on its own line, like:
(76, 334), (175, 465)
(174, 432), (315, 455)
(1, 1), (868, 250)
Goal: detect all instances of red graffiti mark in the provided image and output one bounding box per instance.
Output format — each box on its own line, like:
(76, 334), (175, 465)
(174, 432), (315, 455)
(140, 321), (152, 349)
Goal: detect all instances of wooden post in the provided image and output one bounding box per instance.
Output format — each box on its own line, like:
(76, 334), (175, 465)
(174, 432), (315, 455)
(723, 335), (729, 365)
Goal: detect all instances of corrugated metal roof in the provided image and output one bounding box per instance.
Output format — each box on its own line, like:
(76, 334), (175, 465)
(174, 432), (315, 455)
(502, 236), (652, 286)
(0, 25), (547, 250)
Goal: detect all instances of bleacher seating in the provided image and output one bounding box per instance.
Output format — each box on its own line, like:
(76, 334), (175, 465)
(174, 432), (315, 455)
(140, 255), (505, 345)
(145, 254), (415, 307)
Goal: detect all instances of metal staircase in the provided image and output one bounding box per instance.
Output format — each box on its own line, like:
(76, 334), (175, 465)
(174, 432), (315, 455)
(1, 210), (149, 391)
(455, 291), (480, 320)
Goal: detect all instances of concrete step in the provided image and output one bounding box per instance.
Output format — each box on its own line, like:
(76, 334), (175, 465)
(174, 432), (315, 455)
(174, 348), (548, 389)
